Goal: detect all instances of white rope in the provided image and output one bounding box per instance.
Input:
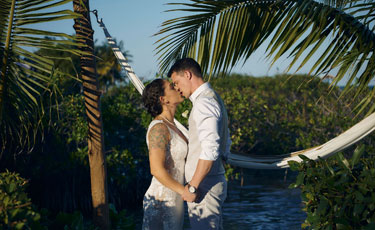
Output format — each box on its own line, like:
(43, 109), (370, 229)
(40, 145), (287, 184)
(95, 14), (375, 169)
(97, 19), (144, 95)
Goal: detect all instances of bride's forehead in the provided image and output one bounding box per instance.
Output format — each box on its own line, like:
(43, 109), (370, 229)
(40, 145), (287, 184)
(163, 80), (173, 89)
(163, 79), (172, 85)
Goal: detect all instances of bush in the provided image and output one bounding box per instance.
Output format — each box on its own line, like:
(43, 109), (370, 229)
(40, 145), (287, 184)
(108, 204), (135, 230)
(289, 146), (375, 229)
(212, 74), (374, 156)
(0, 169), (134, 230)
(0, 170), (43, 230)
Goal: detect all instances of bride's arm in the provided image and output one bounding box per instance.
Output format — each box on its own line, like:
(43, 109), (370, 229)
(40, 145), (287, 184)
(148, 123), (185, 196)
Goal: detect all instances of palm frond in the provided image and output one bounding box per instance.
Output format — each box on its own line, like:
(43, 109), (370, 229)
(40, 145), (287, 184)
(320, 0), (353, 8)
(155, 0), (375, 114)
(0, 0), (81, 153)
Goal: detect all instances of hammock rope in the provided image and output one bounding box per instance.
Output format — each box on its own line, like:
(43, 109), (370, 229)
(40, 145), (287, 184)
(92, 11), (375, 169)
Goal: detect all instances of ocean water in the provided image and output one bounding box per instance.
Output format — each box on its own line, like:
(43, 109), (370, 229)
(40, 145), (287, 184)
(221, 169), (305, 230)
(180, 169), (305, 229)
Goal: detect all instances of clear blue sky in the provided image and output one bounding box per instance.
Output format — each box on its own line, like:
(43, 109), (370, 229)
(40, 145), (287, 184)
(37, 0), (352, 83)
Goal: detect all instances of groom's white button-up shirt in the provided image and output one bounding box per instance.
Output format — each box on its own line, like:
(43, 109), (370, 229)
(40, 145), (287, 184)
(189, 82), (231, 161)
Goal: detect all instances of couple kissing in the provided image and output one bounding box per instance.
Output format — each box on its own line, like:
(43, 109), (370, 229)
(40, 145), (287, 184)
(142, 58), (231, 230)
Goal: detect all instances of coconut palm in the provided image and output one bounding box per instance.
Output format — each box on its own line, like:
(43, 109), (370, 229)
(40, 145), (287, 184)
(34, 39), (133, 94)
(1, 0), (109, 228)
(0, 0), (81, 152)
(95, 40), (132, 91)
(73, 0), (109, 229)
(154, 0), (375, 114)
(34, 40), (82, 95)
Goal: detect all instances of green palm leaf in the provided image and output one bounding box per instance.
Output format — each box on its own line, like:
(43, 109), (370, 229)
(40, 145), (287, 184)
(155, 0), (375, 114)
(0, 0), (81, 153)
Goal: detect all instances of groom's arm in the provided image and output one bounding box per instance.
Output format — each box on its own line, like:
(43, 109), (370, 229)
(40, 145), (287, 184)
(189, 159), (213, 187)
(182, 159), (213, 202)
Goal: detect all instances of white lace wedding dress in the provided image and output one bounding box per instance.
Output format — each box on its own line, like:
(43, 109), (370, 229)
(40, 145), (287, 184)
(142, 120), (188, 230)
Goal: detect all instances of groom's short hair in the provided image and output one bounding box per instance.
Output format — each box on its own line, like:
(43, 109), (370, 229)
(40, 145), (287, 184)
(167, 58), (203, 79)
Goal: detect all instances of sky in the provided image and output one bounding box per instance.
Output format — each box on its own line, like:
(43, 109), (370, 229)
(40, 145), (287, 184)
(34, 0), (357, 84)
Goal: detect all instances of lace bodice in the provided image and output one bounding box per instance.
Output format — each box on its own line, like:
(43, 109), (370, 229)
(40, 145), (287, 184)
(146, 120), (187, 189)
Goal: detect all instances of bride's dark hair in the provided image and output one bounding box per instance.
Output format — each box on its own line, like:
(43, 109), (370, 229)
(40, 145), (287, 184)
(142, 79), (165, 117)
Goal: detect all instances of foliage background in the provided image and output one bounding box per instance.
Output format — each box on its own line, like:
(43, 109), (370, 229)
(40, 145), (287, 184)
(1, 73), (374, 228)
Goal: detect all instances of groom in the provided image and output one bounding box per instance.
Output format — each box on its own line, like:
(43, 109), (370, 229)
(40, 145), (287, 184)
(168, 58), (231, 229)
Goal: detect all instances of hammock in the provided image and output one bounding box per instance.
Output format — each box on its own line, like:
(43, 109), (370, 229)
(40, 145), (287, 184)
(93, 12), (375, 169)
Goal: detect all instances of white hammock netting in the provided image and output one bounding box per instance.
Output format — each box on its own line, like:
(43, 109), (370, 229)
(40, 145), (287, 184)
(95, 16), (375, 170)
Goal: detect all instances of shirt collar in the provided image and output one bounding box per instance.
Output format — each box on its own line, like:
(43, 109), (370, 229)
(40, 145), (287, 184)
(189, 82), (211, 103)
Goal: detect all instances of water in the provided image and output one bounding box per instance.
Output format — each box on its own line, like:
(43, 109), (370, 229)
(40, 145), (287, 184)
(221, 169), (305, 230)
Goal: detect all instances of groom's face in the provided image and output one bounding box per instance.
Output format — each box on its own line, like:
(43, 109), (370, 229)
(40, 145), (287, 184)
(171, 71), (191, 99)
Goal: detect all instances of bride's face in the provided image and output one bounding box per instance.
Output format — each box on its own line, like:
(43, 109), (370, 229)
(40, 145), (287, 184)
(161, 80), (184, 106)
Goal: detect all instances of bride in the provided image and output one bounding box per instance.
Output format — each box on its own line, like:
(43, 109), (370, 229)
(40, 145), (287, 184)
(141, 79), (188, 230)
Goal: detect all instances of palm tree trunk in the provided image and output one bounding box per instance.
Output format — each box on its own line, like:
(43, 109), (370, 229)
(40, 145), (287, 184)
(72, 1), (110, 229)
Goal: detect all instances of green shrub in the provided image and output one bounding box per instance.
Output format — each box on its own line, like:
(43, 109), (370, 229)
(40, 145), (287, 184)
(0, 170), (43, 230)
(289, 146), (375, 229)
(108, 204), (135, 230)
(212, 74), (374, 156)
(44, 210), (94, 230)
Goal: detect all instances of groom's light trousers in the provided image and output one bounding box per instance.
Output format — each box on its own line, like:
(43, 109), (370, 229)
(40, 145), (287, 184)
(187, 174), (227, 230)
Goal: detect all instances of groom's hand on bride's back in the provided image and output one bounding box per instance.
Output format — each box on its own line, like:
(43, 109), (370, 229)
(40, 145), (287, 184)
(182, 185), (198, 203)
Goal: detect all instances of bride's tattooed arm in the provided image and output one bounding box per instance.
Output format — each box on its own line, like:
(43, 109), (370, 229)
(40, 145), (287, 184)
(148, 123), (170, 150)
(147, 123), (185, 196)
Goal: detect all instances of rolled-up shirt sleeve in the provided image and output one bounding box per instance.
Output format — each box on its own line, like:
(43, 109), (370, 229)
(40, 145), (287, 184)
(192, 97), (222, 161)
